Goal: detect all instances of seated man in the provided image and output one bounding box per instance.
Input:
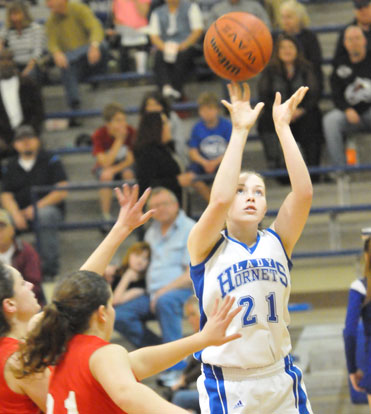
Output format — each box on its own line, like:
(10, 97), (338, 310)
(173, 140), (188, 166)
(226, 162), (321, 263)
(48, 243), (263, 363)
(0, 208), (45, 306)
(114, 187), (195, 387)
(92, 102), (136, 227)
(0, 48), (44, 160)
(45, 0), (108, 121)
(323, 25), (371, 166)
(1, 125), (68, 278)
(188, 91), (232, 201)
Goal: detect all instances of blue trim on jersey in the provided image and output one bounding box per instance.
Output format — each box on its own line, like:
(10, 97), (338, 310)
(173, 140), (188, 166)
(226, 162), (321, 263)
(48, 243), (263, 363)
(203, 364), (228, 414)
(284, 355), (310, 414)
(266, 228), (293, 270)
(224, 229), (261, 254)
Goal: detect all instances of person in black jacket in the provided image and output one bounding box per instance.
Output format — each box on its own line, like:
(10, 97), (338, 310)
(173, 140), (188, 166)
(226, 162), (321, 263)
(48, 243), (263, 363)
(134, 112), (195, 204)
(257, 34), (323, 181)
(0, 48), (44, 160)
(323, 25), (371, 166)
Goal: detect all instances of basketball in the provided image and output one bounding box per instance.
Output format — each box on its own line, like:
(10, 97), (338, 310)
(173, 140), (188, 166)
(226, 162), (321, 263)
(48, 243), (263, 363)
(203, 12), (273, 82)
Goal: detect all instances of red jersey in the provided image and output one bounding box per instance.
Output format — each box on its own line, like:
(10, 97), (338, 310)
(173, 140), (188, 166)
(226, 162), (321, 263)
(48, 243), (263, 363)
(47, 334), (126, 414)
(0, 337), (40, 414)
(92, 125), (136, 156)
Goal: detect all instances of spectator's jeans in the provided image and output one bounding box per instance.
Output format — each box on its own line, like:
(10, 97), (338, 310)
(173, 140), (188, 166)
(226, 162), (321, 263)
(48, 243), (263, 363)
(34, 205), (63, 277)
(323, 107), (371, 166)
(61, 43), (108, 109)
(172, 389), (200, 413)
(114, 288), (193, 369)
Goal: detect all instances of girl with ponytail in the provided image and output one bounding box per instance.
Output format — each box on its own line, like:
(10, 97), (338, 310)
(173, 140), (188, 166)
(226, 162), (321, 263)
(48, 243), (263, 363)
(344, 230), (371, 409)
(0, 263), (49, 413)
(19, 184), (241, 414)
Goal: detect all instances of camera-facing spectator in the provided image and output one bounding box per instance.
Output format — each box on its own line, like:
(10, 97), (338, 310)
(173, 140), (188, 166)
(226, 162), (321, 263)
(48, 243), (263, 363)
(92, 103), (136, 227)
(1, 125), (68, 279)
(0, 1), (46, 81)
(323, 25), (371, 166)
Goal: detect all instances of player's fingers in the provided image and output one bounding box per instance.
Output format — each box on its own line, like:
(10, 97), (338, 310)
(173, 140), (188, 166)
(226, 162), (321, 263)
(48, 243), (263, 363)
(225, 305), (242, 322)
(211, 297), (220, 316)
(242, 82), (250, 101)
(222, 333), (242, 344)
(128, 184), (139, 207)
(218, 295), (234, 318)
(253, 102), (265, 116)
(221, 100), (232, 112)
(136, 187), (152, 211)
(139, 210), (155, 225)
(273, 91), (281, 107)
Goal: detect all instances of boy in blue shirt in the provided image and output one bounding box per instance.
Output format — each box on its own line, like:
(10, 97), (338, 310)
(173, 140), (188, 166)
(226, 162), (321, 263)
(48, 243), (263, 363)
(188, 92), (232, 201)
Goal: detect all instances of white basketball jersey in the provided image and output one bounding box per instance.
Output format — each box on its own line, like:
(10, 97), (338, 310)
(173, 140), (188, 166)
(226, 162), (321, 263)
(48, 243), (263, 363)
(190, 228), (292, 369)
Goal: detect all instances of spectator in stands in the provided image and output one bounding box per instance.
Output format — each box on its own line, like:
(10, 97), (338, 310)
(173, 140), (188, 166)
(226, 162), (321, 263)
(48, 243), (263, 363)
(207, 0), (271, 29)
(188, 91), (232, 201)
(0, 209), (46, 306)
(277, 0), (323, 89)
(110, 0), (150, 74)
(344, 230), (371, 409)
(334, 0), (371, 61)
(92, 103), (135, 227)
(168, 295), (201, 413)
(1, 125), (68, 279)
(148, 0), (204, 100)
(104, 240), (150, 306)
(114, 186), (195, 387)
(323, 25), (371, 167)
(134, 112), (195, 204)
(257, 34), (323, 180)
(0, 48), (44, 161)
(139, 90), (188, 167)
(0, 1), (46, 81)
(45, 0), (108, 123)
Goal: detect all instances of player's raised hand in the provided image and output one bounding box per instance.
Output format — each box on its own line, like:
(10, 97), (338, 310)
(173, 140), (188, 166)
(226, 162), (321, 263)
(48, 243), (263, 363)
(222, 82), (264, 132)
(113, 184), (155, 234)
(272, 86), (309, 128)
(199, 296), (242, 347)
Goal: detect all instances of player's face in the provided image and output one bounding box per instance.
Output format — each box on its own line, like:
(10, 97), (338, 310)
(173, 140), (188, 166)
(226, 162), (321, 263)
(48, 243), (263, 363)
(278, 39), (298, 64)
(227, 173), (267, 225)
(280, 9), (300, 33)
(10, 267), (40, 321)
(128, 250), (150, 273)
(103, 296), (115, 341)
(199, 105), (219, 127)
(148, 191), (179, 225)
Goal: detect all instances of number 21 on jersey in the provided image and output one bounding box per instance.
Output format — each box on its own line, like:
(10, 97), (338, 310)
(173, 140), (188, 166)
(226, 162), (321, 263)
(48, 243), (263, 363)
(239, 292), (278, 326)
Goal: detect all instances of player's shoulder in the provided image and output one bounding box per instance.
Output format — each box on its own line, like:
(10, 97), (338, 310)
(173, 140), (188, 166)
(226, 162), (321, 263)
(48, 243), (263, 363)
(350, 278), (367, 295)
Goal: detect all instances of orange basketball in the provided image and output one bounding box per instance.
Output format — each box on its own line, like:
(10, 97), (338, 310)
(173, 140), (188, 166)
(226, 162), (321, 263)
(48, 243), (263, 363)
(203, 12), (273, 81)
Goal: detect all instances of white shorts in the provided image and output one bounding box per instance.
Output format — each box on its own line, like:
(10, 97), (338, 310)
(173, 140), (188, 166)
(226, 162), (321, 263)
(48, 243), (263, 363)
(197, 355), (313, 414)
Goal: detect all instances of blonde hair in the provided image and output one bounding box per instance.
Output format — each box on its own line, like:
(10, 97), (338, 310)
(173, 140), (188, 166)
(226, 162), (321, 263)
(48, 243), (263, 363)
(279, 0), (310, 29)
(120, 242), (151, 278)
(197, 92), (219, 108)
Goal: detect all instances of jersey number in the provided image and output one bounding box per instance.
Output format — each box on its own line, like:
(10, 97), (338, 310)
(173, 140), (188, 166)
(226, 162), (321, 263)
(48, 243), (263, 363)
(47, 392), (80, 414)
(238, 292), (278, 327)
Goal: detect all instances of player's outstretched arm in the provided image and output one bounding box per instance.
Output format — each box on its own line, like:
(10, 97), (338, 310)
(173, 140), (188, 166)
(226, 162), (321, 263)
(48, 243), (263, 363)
(80, 184), (154, 275)
(128, 296), (242, 380)
(270, 87), (313, 257)
(188, 83), (264, 265)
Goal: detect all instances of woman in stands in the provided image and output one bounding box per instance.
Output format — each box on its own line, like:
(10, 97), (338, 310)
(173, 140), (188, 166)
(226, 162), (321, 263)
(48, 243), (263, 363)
(258, 34), (324, 182)
(187, 82), (314, 413)
(139, 91), (188, 167)
(18, 184), (241, 414)
(0, 263), (49, 413)
(134, 112), (194, 203)
(344, 229), (371, 409)
(278, 0), (323, 89)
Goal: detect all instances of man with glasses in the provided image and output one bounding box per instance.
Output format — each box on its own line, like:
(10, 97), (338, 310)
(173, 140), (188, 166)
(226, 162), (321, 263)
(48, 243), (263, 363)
(114, 187), (195, 387)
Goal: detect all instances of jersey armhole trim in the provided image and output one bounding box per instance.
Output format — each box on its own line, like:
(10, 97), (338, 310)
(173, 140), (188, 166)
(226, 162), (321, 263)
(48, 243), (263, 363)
(190, 236), (224, 270)
(265, 228), (293, 270)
